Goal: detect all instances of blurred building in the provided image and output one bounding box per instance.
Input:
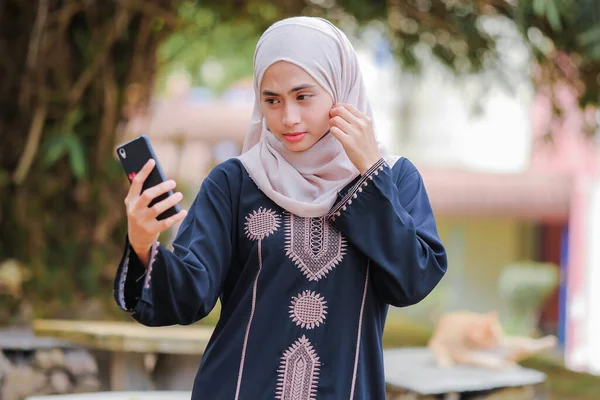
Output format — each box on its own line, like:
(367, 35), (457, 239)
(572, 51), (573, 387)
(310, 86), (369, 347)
(380, 49), (600, 374)
(359, 29), (600, 374)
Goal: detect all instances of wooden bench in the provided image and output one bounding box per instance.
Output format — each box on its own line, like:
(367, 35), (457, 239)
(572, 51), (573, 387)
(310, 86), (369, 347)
(32, 319), (213, 391)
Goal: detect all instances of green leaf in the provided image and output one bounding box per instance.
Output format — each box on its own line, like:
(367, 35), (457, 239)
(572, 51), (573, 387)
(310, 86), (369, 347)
(588, 44), (600, 60)
(72, 30), (93, 61)
(532, 0), (547, 17)
(545, 0), (563, 31)
(532, 0), (565, 31)
(65, 136), (88, 179)
(578, 26), (600, 46)
(42, 136), (69, 168)
(149, 17), (166, 33)
(41, 134), (88, 179)
(64, 108), (84, 129)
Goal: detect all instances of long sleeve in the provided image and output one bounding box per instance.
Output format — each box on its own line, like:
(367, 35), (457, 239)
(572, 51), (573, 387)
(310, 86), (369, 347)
(113, 164), (237, 326)
(327, 158), (447, 307)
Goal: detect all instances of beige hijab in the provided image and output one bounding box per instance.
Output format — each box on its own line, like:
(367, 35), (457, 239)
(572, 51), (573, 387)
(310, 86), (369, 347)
(238, 17), (398, 217)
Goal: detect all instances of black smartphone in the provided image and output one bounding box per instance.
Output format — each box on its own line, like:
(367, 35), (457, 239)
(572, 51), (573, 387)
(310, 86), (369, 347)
(116, 135), (181, 221)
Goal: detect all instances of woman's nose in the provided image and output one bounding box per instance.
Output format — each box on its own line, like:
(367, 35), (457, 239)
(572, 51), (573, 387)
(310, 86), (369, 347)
(282, 104), (301, 126)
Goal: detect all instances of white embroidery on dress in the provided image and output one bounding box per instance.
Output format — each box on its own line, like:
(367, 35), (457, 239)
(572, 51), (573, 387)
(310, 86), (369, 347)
(235, 207), (281, 400)
(285, 213), (346, 281)
(276, 335), (321, 400)
(245, 207), (281, 241)
(289, 290), (328, 330)
(143, 241), (160, 289)
(349, 261), (371, 399)
(328, 158), (387, 221)
(117, 246), (130, 310)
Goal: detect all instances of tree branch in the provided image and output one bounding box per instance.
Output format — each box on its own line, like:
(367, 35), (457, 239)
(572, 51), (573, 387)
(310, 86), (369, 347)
(26, 0), (48, 69)
(13, 104), (48, 185)
(95, 62), (118, 171)
(116, 0), (179, 28)
(68, 10), (130, 106)
(18, 0), (49, 110)
(46, 0), (88, 28)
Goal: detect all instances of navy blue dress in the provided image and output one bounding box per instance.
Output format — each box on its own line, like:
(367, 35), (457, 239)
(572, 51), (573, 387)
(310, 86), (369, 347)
(114, 157), (447, 399)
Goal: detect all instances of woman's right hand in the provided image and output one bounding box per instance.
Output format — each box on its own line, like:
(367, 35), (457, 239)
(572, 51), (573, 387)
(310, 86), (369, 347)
(124, 159), (188, 267)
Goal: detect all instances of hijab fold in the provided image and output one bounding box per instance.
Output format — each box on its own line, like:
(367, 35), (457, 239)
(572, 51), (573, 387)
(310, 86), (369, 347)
(238, 17), (398, 217)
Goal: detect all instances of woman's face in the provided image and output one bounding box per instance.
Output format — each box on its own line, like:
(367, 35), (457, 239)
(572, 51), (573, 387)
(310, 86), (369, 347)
(260, 61), (334, 152)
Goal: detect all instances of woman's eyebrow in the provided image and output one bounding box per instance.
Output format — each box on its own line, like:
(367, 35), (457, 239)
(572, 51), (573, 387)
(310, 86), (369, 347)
(261, 84), (315, 97)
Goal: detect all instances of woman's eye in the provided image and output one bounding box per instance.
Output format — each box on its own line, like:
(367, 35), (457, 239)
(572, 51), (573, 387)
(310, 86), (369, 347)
(265, 98), (279, 105)
(297, 94), (312, 101)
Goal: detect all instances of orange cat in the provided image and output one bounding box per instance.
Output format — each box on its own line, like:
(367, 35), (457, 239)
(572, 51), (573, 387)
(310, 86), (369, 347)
(427, 311), (557, 369)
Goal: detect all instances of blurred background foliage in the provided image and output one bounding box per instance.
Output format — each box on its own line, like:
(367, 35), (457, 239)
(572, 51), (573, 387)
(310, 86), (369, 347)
(498, 261), (560, 335)
(0, 0), (598, 321)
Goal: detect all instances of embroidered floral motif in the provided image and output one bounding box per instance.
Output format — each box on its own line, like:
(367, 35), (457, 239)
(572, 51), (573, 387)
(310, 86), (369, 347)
(328, 158), (387, 221)
(285, 213), (346, 281)
(289, 290), (327, 330)
(276, 335), (321, 400)
(244, 207), (281, 241)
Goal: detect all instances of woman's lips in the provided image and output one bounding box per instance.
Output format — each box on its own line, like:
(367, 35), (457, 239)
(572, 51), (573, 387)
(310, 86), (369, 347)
(283, 132), (307, 143)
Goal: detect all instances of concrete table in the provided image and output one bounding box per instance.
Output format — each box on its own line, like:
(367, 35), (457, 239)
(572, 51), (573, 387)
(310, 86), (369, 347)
(0, 328), (76, 351)
(32, 319), (213, 391)
(384, 347), (548, 399)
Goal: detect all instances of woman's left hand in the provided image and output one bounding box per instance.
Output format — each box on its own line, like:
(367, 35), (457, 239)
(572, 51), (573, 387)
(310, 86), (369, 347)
(329, 103), (381, 175)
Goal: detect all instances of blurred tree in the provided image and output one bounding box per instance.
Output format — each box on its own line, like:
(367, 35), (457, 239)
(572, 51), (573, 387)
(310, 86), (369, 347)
(0, 0), (182, 315)
(154, 1), (331, 93)
(0, 0), (306, 319)
(336, 0), (600, 134)
(161, 0), (600, 132)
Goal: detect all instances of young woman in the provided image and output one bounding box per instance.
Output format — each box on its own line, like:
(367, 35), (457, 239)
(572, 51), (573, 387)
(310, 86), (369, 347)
(115, 16), (447, 400)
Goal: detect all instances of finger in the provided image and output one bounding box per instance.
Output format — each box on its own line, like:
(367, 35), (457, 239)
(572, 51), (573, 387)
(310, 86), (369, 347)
(138, 180), (176, 208)
(149, 192), (184, 218)
(330, 105), (359, 125)
(329, 115), (354, 136)
(337, 103), (365, 119)
(329, 126), (350, 145)
(130, 159), (156, 196)
(156, 209), (188, 231)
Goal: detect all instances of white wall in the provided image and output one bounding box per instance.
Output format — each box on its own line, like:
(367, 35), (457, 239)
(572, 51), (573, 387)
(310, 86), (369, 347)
(582, 179), (600, 374)
(353, 19), (535, 174)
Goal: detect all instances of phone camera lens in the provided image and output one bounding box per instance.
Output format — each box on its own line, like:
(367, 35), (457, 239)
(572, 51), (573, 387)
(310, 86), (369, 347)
(119, 148), (126, 158)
